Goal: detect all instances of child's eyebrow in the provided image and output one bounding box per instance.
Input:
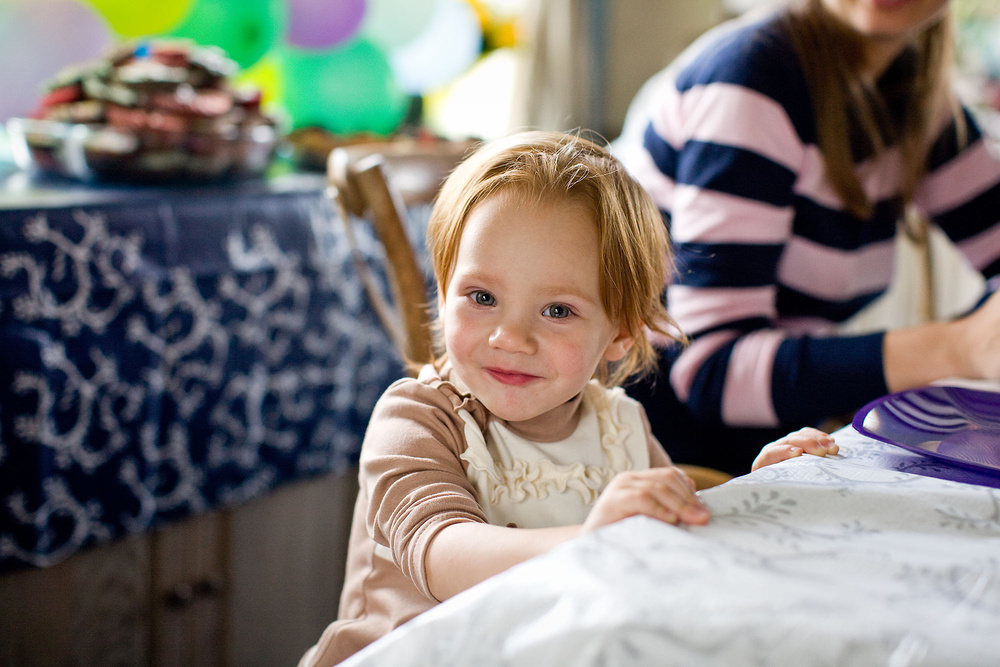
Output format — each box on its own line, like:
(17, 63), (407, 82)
(450, 267), (498, 287)
(539, 283), (598, 301)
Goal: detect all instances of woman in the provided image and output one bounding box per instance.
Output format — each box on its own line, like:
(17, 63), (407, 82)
(614, 0), (1000, 475)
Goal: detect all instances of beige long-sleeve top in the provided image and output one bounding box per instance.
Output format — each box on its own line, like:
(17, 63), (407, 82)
(300, 364), (669, 666)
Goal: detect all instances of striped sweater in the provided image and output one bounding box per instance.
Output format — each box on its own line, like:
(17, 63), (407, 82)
(616, 11), (1000, 431)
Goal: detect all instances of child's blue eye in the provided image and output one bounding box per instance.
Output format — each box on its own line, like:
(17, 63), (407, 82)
(471, 291), (496, 306)
(543, 304), (572, 319)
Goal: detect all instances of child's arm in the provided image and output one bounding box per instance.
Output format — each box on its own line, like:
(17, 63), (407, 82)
(751, 427), (838, 471)
(425, 465), (710, 600)
(424, 522), (581, 599)
(374, 381), (709, 603)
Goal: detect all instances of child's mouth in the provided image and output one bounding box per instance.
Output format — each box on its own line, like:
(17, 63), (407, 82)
(486, 368), (538, 386)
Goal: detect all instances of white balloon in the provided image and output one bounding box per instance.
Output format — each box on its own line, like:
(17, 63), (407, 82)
(388, 0), (483, 95)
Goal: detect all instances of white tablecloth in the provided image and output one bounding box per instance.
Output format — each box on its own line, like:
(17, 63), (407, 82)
(343, 428), (1000, 666)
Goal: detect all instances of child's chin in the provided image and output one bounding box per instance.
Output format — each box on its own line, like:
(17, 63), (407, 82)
(480, 397), (547, 423)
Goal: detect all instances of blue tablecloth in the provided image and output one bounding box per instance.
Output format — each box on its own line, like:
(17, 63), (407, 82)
(0, 173), (408, 572)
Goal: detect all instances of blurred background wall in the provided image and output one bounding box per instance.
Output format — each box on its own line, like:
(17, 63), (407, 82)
(0, 0), (997, 151)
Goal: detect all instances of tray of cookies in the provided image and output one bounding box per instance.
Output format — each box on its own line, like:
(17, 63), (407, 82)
(7, 40), (279, 183)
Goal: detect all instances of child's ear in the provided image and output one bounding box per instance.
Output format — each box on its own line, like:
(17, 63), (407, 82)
(603, 326), (633, 363)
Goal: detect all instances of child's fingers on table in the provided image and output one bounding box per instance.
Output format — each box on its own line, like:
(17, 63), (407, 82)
(628, 468), (701, 508)
(781, 427), (838, 456)
(759, 443), (802, 466)
(593, 471), (705, 526)
(614, 467), (689, 495)
(651, 466), (698, 497)
(587, 484), (671, 529)
(643, 471), (710, 524)
(752, 443), (800, 471)
(623, 486), (689, 526)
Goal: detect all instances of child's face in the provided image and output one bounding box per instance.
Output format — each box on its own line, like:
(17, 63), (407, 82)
(440, 192), (631, 422)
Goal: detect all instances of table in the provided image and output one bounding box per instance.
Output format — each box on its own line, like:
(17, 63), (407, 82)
(0, 172), (409, 574)
(342, 426), (1000, 666)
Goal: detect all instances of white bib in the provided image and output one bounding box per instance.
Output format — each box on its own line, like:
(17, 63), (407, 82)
(459, 382), (651, 529)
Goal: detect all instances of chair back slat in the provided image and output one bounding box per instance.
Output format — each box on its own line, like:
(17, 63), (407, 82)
(327, 141), (475, 374)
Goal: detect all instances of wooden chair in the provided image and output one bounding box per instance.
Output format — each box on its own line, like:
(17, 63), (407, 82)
(326, 141), (731, 491)
(327, 140), (476, 369)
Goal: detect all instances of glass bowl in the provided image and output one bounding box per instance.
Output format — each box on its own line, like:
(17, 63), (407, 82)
(6, 116), (278, 184)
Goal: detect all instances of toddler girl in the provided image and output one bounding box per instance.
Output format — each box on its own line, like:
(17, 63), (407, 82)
(300, 131), (834, 666)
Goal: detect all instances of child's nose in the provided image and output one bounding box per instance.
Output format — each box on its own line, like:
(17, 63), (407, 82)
(488, 316), (535, 353)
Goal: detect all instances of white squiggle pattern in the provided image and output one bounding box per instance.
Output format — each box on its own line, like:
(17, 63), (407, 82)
(13, 343), (133, 473)
(0, 193), (405, 571)
(0, 477), (111, 568)
(2, 210), (140, 336)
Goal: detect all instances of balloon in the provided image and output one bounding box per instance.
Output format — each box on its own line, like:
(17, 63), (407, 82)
(234, 53), (284, 109)
(167, 0), (286, 69)
(360, 0), (435, 49)
(278, 40), (409, 135)
(0, 0), (113, 122)
(86, 0), (193, 37)
(388, 0), (483, 94)
(287, 0), (366, 50)
(424, 47), (518, 141)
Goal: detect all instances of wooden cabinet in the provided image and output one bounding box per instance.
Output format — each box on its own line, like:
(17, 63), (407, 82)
(0, 468), (359, 667)
(0, 531), (151, 666)
(150, 511), (229, 666)
(226, 469), (357, 667)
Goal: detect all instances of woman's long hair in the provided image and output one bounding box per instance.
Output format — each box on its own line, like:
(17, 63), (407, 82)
(784, 0), (961, 219)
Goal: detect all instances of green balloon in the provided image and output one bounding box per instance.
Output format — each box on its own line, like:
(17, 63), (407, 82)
(167, 0), (285, 69)
(279, 39), (409, 135)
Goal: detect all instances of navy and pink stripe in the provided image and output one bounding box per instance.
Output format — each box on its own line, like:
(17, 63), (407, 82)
(618, 11), (1000, 430)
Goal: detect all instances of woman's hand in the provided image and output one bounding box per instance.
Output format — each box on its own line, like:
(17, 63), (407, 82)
(885, 291), (1000, 391)
(752, 427), (838, 471)
(949, 290), (1000, 381)
(582, 466), (710, 532)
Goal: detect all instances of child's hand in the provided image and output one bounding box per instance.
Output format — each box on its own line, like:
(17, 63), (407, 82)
(752, 427), (838, 471)
(582, 466), (710, 532)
